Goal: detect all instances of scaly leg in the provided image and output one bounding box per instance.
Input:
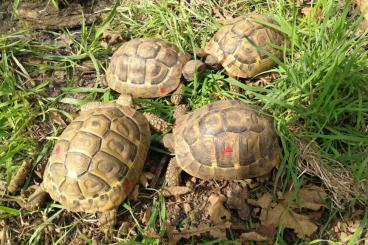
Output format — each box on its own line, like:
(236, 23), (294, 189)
(116, 94), (133, 107)
(170, 83), (185, 106)
(25, 184), (49, 210)
(165, 158), (182, 186)
(99, 209), (117, 234)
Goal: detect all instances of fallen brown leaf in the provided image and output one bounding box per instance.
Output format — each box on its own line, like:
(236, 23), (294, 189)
(226, 185), (249, 220)
(167, 222), (231, 244)
(50, 111), (66, 127)
(260, 203), (317, 239)
(282, 184), (327, 211)
(101, 26), (122, 48)
(255, 224), (277, 240)
(142, 207), (151, 225)
(247, 192), (273, 209)
(208, 194), (231, 224)
(240, 231), (268, 242)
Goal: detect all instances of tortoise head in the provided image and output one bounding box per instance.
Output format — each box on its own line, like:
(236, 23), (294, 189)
(204, 54), (220, 66)
(161, 133), (175, 153)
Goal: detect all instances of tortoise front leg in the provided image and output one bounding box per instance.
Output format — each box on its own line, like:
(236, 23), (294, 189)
(116, 94), (133, 107)
(25, 184), (49, 210)
(228, 76), (242, 94)
(99, 209), (117, 234)
(165, 158), (182, 186)
(170, 83), (185, 106)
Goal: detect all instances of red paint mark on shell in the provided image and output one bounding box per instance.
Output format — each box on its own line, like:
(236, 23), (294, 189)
(258, 34), (267, 42)
(222, 146), (233, 156)
(54, 145), (61, 155)
(160, 87), (166, 94)
(123, 179), (130, 190)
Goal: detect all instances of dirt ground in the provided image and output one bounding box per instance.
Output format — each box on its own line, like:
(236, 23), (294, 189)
(0, 1), (367, 244)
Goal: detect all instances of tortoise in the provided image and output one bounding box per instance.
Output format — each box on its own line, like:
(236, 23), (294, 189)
(27, 101), (151, 231)
(358, 0), (368, 20)
(203, 13), (284, 90)
(105, 37), (205, 105)
(357, 0), (368, 31)
(162, 100), (280, 186)
(105, 38), (205, 132)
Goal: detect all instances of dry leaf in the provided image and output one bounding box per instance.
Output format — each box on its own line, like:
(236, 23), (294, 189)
(50, 111), (66, 126)
(247, 192), (273, 209)
(260, 203), (317, 239)
(142, 207), (151, 225)
(167, 222), (231, 244)
(282, 184), (327, 211)
(101, 26), (122, 48)
(301, 7), (312, 16)
(226, 185), (249, 220)
(162, 186), (192, 197)
(208, 194), (231, 224)
(240, 231), (268, 242)
(255, 224), (277, 240)
(301, 7), (322, 20)
(330, 213), (368, 243)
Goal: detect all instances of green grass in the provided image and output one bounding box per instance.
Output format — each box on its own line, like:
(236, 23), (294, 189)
(0, 0), (367, 243)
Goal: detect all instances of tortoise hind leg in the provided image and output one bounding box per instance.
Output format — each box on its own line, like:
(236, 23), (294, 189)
(228, 76), (242, 94)
(165, 158), (182, 186)
(99, 209), (117, 234)
(25, 184), (49, 210)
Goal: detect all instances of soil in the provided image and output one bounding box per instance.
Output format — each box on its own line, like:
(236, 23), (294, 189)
(1, 1), (367, 244)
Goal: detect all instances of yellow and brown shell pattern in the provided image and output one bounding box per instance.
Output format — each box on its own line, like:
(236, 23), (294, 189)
(358, 0), (368, 20)
(204, 13), (284, 78)
(173, 100), (280, 180)
(43, 103), (150, 212)
(106, 38), (189, 98)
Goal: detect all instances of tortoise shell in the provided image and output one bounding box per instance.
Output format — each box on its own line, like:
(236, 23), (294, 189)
(173, 100), (280, 180)
(106, 38), (189, 98)
(358, 0), (368, 20)
(42, 103), (151, 212)
(204, 13), (284, 78)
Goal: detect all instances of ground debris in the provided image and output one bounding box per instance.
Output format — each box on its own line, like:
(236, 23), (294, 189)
(247, 184), (327, 240)
(163, 186), (192, 197)
(296, 140), (357, 209)
(101, 26), (123, 49)
(167, 222), (231, 244)
(207, 194), (231, 224)
(247, 192), (273, 209)
(281, 184), (327, 210)
(260, 203), (318, 239)
(225, 184), (250, 220)
(329, 209), (368, 244)
(16, 2), (98, 30)
(7, 159), (33, 194)
(240, 231), (269, 242)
